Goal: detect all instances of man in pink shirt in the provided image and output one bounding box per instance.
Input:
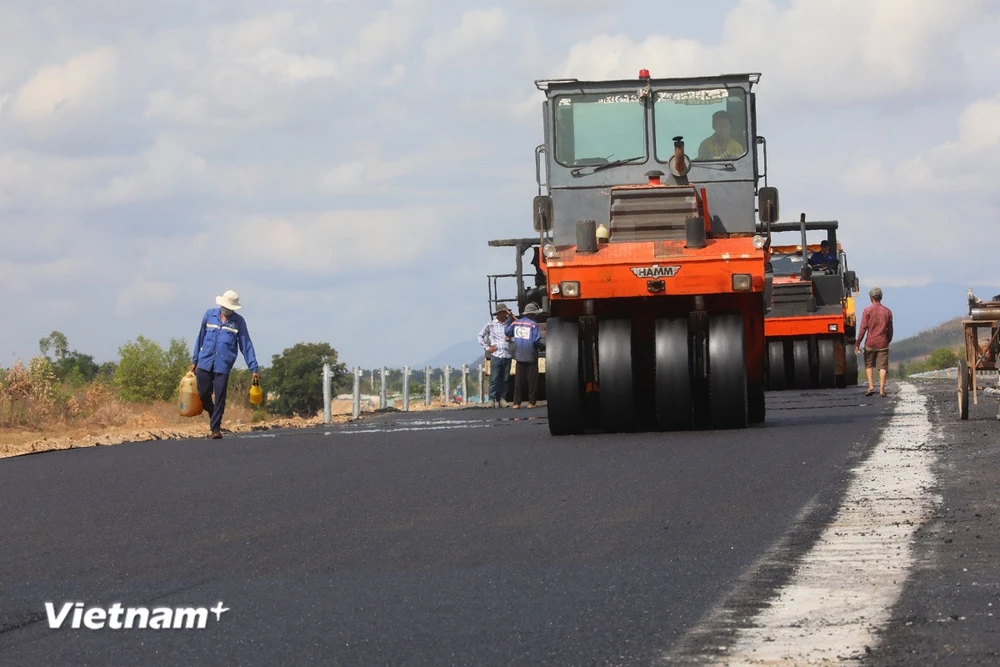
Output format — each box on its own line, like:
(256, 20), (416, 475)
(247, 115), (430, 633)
(855, 287), (894, 397)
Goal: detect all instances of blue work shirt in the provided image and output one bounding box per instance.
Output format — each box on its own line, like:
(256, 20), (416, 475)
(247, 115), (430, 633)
(192, 308), (259, 375)
(809, 250), (837, 265)
(504, 317), (544, 363)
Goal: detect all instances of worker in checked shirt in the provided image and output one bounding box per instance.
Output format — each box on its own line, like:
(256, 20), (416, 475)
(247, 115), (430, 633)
(478, 303), (514, 408)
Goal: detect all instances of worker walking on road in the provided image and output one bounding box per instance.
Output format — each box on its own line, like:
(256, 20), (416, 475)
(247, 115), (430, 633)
(190, 290), (259, 439)
(478, 303), (514, 408)
(856, 287), (893, 398)
(505, 303), (546, 409)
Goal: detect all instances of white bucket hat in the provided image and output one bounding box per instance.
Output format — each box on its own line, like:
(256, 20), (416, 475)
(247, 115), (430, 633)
(216, 290), (243, 311)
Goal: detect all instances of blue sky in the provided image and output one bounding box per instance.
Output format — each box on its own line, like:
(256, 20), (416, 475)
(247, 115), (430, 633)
(2, 0), (999, 369)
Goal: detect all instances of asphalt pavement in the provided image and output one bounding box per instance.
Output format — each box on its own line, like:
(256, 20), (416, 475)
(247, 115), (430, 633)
(0, 387), (907, 666)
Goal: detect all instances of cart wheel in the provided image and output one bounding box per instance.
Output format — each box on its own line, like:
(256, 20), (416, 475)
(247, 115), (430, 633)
(958, 358), (969, 421)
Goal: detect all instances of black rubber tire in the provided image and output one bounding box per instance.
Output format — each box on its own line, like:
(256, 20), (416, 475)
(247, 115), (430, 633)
(845, 345), (859, 386)
(817, 337), (837, 389)
(708, 313), (748, 429)
(767, 340), (787, 391)
(654, 317), (693, 431)
(546, 318), (584, 435)
(959, 358), (970, 421)
(599, 319), (639, 432)
(792, 338), (812, 389)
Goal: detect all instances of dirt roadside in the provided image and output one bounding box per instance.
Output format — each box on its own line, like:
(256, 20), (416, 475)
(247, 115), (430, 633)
(0, 397), (485, 460)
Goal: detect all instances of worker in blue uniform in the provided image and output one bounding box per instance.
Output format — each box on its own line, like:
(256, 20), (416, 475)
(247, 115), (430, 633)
(190, 290), (259, 439)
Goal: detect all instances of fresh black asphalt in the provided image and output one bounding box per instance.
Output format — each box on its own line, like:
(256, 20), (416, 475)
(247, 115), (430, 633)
(1, 389), (890, 666)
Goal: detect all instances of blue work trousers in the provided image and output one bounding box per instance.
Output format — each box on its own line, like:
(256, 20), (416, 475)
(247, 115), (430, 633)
(195, 369), (230, 434)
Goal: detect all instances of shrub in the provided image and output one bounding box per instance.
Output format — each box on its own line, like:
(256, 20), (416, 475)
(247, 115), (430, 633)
(115, 336), (190, 403)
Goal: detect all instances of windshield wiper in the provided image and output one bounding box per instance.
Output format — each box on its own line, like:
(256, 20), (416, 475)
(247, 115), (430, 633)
(691, 162), (736, 172)
(571, 155), (646, 176)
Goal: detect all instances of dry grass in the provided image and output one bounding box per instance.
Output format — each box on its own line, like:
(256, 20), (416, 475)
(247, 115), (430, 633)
(0, 361), (338, 459)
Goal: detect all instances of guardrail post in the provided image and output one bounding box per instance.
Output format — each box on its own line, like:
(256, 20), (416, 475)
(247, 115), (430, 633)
(352, 366), (361, 419)
(462, 364), (469, 405)
(402, 365), (410, 412)
(322, 363), (331, 424)
(380, 366), (388, 409)
(443, 365), (451, 403)
(478, 364), (485, 404)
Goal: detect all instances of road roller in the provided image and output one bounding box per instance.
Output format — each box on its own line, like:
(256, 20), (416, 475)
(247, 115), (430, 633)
(515, 69), (778, 435)
(763, 216), (861, 390)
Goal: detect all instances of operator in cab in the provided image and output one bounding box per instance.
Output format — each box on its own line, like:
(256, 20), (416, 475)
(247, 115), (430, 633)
(809, 240), (838, 269)
(697, 110), (744, 160)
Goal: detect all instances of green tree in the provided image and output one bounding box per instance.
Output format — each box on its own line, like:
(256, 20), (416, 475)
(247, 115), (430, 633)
(39, 331), (69, 361)
(114, 336), (190, 402)
(55, 351), (100, 385)
(266, 342), (347, 417)
(97, 362), (118, 383)
(926, 348), (959, 371)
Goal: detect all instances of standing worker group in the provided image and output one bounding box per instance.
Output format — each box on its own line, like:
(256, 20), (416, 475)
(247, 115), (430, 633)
(190, 290), (260, 439)
(856, 286), (893, 398)
(478, 303), (514, 408)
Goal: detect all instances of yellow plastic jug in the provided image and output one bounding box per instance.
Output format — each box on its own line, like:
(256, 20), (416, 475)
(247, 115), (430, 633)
(249, 377), (263, 405)
(178, 371), (203, 417)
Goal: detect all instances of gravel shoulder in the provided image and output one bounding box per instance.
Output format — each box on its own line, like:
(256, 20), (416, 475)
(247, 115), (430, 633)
(868, 379), (1000, 666)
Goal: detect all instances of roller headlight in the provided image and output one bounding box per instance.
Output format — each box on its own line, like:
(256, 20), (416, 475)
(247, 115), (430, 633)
(560, 281), (581, 297)
(752, 235), (766, 249)
(732, 274), (752, 291)
(542, 244), (558, 259)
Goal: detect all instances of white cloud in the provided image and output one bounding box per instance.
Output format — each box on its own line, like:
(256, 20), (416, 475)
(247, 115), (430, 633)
(424, 7), (510, 64)
(894, 93), (1000, 192)
(0, 149), (127, 210)
(551, 0), (987, 107)
(220, 207), (454, 276)
(251, 48), (340, 82)
(341, 0), (426, 70)
(9, 47), (119, 125)
(96, 137), (209, 206)
(861, 275), (935, 289)
(208, 11), (300, 56)
(116, 280), (179, 313)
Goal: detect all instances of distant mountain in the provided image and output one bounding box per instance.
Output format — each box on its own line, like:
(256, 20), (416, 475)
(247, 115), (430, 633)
(421, 340), (486, 369)
(890, 317), (964, 365)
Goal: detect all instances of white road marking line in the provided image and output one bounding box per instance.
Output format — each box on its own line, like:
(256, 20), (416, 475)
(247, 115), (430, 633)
(687, 382), (937, 664)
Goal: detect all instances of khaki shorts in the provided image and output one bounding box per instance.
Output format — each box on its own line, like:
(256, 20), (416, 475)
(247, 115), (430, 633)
(864, 348), (889, 370)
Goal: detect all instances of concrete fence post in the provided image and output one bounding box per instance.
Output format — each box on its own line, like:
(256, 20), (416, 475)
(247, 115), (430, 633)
(379, 367), (388, 410)
(462, 364), (469, 405)
(478, 364), (485, 404)
(322, 363), (332, 424)
(424, 366), (431, 406)
(443, 365), (451, 403)
(402, 365), (410, 412)
(352, 366), (361, 420)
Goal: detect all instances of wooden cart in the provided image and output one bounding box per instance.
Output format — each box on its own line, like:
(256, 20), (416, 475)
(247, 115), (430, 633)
(958, 299), (1000, 420)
